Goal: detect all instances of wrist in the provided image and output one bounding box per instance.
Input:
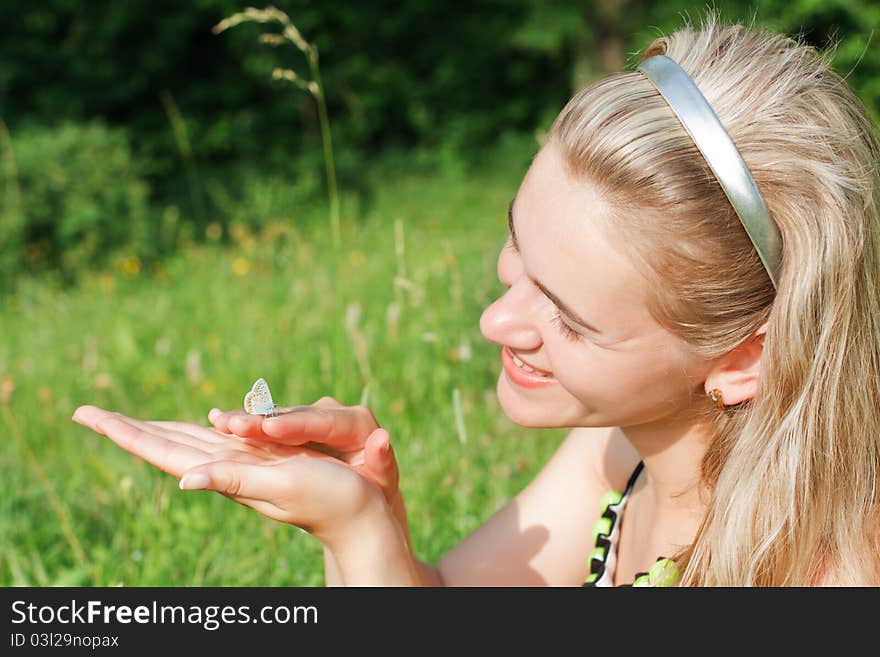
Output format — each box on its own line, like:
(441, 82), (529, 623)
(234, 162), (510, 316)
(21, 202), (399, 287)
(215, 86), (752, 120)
(388, 488), (413, 551)
(329, 492), (420, 586)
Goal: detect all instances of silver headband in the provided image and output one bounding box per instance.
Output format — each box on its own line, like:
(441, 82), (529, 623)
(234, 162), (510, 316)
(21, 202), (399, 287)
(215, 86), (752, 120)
(636, 54), (782, 289)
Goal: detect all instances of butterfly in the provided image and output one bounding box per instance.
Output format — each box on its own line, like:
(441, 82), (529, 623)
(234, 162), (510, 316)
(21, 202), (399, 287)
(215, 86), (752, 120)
(243, 378), (277, 416)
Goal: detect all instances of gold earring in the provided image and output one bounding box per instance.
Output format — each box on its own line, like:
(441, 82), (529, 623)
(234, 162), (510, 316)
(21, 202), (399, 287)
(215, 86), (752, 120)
(707, 388), (726, 410)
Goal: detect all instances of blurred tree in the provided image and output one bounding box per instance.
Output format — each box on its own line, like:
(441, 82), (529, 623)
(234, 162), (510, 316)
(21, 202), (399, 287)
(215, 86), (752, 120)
(0, 0), (875, 229)
(751, 0), (879, 124)
(0, 1), (569, 183)
(511, 0), (635, 93)
(0, 121), (151, 287)
(1, 2), (876, 169)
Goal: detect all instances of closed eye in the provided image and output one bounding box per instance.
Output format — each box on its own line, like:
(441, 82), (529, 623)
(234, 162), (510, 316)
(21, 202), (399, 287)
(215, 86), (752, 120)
(550, 309), (581, 342)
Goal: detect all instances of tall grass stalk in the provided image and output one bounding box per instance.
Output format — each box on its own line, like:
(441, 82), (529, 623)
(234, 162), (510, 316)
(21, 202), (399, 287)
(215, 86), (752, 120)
(0, 118), (20, 220)
(213, 6), (340, 251)
(214, 5), (347, 399)
(159, 89), (206, 226)
(452, 387), (468, 445)
(393, 217), (408, 309)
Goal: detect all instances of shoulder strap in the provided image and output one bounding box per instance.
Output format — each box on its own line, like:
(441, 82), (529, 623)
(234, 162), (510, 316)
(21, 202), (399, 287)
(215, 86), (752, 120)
(623, 461), (644, 496)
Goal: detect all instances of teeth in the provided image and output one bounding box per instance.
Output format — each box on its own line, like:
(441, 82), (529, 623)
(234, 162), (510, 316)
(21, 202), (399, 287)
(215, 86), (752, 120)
(511, 351), (550, 377)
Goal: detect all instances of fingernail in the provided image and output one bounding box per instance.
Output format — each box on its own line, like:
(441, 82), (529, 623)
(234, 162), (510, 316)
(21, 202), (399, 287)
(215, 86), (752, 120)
(208, 408), (220, 421)
(381, 440), (391, 455)
(262, 418), (281, 433)
(179, 473), (211, 490)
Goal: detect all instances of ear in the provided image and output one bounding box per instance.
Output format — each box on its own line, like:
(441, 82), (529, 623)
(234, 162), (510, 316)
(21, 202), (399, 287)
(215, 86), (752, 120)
(704, 322), (768, 406)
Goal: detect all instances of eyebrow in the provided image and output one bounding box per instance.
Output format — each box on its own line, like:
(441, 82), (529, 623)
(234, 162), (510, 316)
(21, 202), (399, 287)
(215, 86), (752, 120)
(507, 198), (602, 334)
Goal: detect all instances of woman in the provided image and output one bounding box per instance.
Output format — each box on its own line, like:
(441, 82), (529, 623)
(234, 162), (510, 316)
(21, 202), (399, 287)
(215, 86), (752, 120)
(74, 11), (880, 586)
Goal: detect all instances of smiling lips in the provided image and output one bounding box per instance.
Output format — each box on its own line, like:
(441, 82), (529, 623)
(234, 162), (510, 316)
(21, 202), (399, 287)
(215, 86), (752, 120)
(502, 346), (557, 388)
(508, 348), (552, 376)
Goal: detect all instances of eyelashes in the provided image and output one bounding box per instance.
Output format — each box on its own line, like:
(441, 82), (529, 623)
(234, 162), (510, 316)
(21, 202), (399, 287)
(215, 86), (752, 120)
(550, 309), (581, 343)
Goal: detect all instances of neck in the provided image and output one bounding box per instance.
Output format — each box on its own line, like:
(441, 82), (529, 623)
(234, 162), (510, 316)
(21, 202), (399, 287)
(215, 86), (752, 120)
(619, 410), (713, 516)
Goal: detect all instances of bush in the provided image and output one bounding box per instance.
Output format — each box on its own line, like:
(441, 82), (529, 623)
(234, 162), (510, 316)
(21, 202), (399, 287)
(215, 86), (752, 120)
(0, 121), (153, 289)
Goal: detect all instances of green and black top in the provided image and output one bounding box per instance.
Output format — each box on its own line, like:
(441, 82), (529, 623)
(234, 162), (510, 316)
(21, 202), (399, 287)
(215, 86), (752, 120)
(583, 462), (679, 587)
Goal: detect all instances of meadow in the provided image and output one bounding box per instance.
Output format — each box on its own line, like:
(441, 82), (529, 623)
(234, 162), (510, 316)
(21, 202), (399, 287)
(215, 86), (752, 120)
(0, 134), (569, 586)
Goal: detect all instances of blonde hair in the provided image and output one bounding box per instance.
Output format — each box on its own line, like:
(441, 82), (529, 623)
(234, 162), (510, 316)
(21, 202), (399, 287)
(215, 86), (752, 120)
(548, 9), (880, 585)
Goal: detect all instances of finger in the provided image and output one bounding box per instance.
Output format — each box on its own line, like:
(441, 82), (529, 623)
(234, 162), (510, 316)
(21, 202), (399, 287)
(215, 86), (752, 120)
(134, 418), (292, 459)
(72, 405), (116, 431)
(310, 396), (346, 410)
(120, 417), (225, 450)
(260, 396), (350, 447)
(262, 406), (377, 451)
(208, 408), (254, 434)
(92, 415), (213, 477)
(76, 406), (282, 460)
(172, 461), (291, 524)
(212, 407), (296, 441)
(363, 429), (400, 499)
(207, 408), (236, 433)
(178, 459), (298, 499)
(208, 396), (343, 439)
(227, 412), (275, 439)
(301, 441), (343, 459)
(75, 406), (229, 458)
(213, 409), (303, 440)
(149, 421), (228, 444)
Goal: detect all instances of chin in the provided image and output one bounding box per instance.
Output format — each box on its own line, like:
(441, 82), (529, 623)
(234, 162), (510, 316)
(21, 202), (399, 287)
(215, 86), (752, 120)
(503, 411), (552, 428)
(497, 376), (606, 429)
(495, 380), (571, 428)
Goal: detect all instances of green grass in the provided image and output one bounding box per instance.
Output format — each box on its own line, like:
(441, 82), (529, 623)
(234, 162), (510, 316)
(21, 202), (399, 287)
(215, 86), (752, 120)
(0, 135), (568, 586)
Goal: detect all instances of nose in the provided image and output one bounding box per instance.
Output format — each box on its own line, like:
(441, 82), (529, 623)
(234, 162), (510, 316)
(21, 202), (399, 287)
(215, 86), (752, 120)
(479, 243), (543, 348)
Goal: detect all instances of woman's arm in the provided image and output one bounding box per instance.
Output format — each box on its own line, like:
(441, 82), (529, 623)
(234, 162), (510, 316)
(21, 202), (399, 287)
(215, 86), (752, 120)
(329, 425), (635, 587)
(327, 494), (421, 586)
(325, 546), (444, 586)
(432, 425), (638, 586)
(325, 489), (445, 586)
(323, 546), (344, 586)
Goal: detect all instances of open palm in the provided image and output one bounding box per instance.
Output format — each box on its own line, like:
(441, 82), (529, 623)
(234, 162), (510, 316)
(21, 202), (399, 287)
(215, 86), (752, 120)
(72, 405), (388, 545)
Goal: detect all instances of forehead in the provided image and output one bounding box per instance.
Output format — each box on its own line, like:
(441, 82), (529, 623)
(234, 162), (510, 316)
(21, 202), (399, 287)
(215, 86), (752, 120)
(513, 144), (651, 332)
(517, 146), (611, 238)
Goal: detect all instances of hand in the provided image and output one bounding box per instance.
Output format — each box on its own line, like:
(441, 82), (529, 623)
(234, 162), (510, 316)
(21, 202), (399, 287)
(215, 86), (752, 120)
(208, 396), (403, 510)
(72, 405), (390, 550)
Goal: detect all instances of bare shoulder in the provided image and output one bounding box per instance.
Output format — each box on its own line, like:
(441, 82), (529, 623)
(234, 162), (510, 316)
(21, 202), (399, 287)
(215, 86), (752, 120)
(436, 425), (640, 586)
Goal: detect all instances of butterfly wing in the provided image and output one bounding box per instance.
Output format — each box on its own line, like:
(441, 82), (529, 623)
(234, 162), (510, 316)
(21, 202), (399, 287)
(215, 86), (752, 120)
(244, 378), (276, 415)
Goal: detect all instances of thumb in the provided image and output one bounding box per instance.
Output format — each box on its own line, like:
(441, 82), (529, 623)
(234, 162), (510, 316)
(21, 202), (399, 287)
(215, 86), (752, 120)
(364, 428), (399, 500)
(179, 460), (284, 499)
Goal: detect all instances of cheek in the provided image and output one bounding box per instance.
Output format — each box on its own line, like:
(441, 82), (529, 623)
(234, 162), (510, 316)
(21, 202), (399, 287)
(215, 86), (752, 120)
(549, 337), (699, 422)
(541, 335), (601, 391)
